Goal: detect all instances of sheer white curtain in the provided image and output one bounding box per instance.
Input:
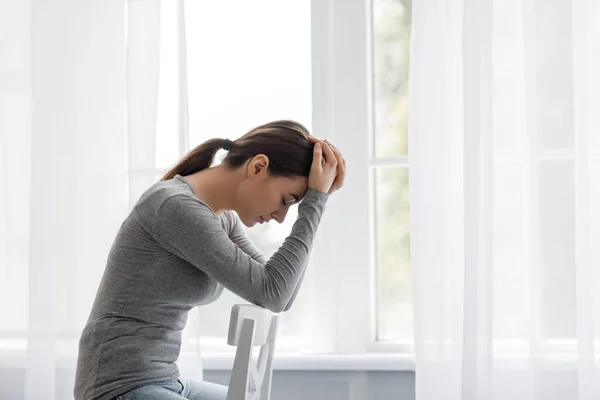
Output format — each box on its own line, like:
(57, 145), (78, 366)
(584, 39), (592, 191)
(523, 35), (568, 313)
(0, 0), (165, 398)
(408, 0), (600, 399)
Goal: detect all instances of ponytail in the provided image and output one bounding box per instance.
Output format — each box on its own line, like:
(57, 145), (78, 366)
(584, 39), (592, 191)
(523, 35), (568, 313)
(161, 138), (229, 181)
(161, 119), (315, 182)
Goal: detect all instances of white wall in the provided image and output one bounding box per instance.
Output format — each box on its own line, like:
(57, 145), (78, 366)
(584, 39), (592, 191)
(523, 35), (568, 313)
(0, 368), (415, 400)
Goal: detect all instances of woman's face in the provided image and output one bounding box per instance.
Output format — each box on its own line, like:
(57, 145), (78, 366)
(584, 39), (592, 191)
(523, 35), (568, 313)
(235, 155), (308, 227)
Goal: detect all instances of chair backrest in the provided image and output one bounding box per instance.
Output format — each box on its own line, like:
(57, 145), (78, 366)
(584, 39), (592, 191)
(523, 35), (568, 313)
(226, 304), (279, 400)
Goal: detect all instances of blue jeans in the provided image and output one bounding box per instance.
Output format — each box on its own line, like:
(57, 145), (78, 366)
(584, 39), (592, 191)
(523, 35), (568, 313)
(114, 378), (228, 400)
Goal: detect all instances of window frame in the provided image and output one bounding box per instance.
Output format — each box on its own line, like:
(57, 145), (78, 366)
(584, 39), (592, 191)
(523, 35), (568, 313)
(308, 0), (407, 355)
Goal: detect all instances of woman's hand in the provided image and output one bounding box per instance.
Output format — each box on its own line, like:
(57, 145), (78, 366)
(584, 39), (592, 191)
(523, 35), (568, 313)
(308, 138), (338, 193)
(322, 139), (346, 195)
(307, 137), (346, 195)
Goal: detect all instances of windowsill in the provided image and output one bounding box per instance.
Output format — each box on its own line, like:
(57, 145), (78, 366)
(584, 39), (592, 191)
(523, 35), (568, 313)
(0, 351), (415, 372)
(185, 352), (415, 371)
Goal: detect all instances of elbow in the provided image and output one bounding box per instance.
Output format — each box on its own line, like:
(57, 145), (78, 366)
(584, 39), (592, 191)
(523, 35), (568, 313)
(261, 298), (286, 314)
(282, 296), (295, 312)
(255, 275), (292, 313)
(255, 291), (288, 313)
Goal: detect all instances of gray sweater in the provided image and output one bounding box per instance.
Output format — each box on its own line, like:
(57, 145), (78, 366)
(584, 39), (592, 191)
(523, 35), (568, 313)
(74, 174), (328, 400)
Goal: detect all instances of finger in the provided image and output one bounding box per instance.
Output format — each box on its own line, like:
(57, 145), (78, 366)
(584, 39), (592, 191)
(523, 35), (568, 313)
(327, 158), (345, 195)
(321, 141), (337, 165)
(336, 156), (346, 179)
(324, 141), (344, 163)
(312, 142), (323, 166)
(309, 137), (330, 159)
(338, 154), (346, 170)
(324, 140), (342, 156)
(314, 141), (327, 165)
(330, 145), (342, 160)
(334, 158), (346, 187)
(338, 158), (346, 182)
(325, 142), (344, 168)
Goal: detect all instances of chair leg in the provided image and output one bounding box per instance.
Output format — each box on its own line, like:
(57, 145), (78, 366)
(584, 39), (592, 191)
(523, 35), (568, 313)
(226, 318), (255, 400)
(259, 315), (279, 400)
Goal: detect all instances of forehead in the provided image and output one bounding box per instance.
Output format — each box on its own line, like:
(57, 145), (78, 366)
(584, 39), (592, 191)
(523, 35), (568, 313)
(269, 175), (309, 198)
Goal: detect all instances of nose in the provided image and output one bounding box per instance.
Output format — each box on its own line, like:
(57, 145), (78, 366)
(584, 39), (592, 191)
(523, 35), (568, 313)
(271, 207), (289, 224)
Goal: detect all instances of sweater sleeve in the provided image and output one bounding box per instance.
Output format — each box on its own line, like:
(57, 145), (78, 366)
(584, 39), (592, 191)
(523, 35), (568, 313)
(153, 189), (328, 313)
(227, 210), (307, 312)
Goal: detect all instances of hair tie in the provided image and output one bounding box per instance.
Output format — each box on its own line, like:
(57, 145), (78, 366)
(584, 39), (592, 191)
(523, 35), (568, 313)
(222, 139), (234, 151)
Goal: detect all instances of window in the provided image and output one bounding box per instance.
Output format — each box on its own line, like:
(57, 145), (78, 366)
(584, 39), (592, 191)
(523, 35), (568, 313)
(371, 0), (413, 343)
(0, 0), (414, 359)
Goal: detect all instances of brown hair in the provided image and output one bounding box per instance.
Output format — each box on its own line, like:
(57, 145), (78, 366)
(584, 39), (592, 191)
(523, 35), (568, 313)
(161, 120), (315, 181)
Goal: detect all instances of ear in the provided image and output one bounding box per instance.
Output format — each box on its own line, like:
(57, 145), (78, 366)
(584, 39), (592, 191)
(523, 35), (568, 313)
(246, 154), (270, 179)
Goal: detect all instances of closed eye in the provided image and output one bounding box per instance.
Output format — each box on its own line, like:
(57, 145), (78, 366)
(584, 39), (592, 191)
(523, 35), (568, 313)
(283, 197), (297, 206)
(282, 193), (300, 207)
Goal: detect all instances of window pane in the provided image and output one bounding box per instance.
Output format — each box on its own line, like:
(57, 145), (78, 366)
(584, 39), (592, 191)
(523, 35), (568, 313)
(372, 0), (412, 158)
(182, 0), (314, 350)
(374, 166), (412, 341)
(185, 0), (312, 147)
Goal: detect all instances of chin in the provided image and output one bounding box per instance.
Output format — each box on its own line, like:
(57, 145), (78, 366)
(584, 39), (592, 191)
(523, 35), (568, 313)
(240, 216), (257, 227)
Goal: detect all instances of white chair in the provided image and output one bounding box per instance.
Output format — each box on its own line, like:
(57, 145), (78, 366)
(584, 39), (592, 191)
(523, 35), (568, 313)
(225, 304), (279, 400)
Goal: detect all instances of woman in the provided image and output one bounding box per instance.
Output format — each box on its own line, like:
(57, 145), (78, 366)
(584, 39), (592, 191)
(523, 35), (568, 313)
(74, 120), (346, 400)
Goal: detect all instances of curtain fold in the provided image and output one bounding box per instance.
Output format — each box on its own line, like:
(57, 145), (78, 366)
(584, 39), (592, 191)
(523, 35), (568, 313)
(408, 0), (600, 398)
(0, 0), (166, 397)
(26, 1), (129, 398)
(126, 0), (161, 207)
